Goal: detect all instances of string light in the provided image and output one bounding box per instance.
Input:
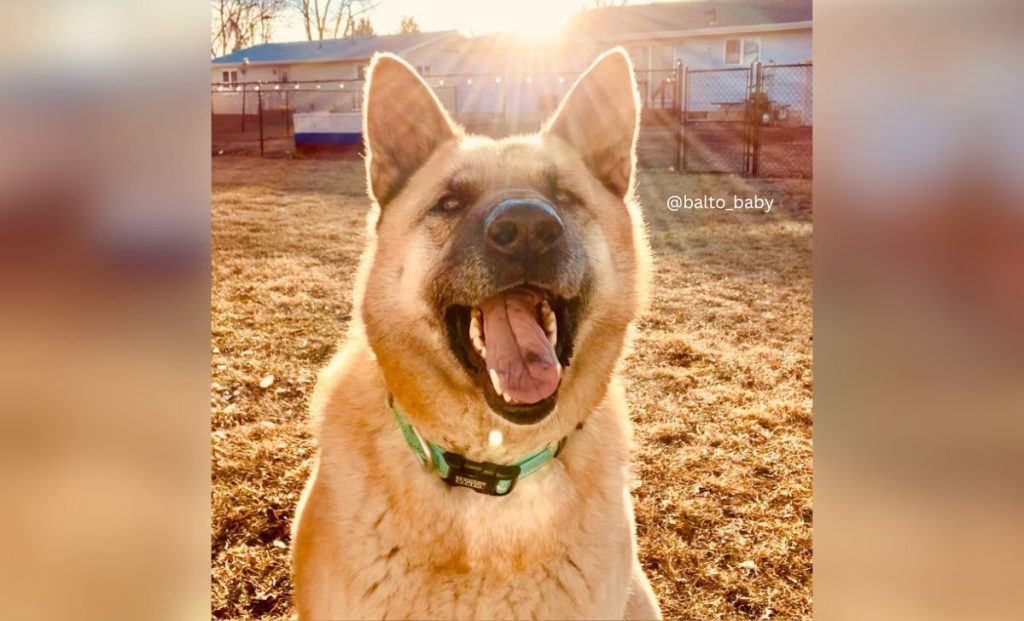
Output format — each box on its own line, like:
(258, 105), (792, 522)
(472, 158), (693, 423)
(274, 84), (280, 90)
(339, 83), (344, 89)
(316, 84), (321, 89)
(294, 83), (299, 89)
(495, 76), (501, 83)
(467, 78), (473, 84)
(438, 79), (445, 86)
(525, 76), (532, 83)
(559, 76), (565, 83)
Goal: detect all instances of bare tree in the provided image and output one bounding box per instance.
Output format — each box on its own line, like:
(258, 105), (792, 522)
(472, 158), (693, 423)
(398, 15), (420, 34)
(590, 0), (629, 6)
(291, 0), (379, 41)
(352, 16), (375, 36)
(211, 0), (287, 57)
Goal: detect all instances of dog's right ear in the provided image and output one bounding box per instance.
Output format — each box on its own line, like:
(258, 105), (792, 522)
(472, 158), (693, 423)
(364, 54), (458, 207)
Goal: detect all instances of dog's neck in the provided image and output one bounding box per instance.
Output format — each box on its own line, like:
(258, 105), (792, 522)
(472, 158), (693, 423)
(389, 394), (574, 497)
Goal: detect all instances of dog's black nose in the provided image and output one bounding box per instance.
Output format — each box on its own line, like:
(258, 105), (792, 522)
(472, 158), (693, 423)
(484, 199), (563, 257)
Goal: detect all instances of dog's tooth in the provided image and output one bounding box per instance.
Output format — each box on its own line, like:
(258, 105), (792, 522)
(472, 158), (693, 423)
(540, 303), (558, 346)
(503, 392), (512, 403)
(472, 337), (486, 359)
(469, 313), (481, 339)
(489, 368), (502, 394)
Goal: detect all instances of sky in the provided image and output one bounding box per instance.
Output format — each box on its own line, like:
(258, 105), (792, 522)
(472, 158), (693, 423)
(272, 0), (619, 41)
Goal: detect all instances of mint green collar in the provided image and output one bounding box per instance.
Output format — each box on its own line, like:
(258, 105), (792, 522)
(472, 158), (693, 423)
(390, 396), (565, 496)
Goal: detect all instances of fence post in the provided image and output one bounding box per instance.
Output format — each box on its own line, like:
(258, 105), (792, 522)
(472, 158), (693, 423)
(751, 61), (763, 177)
(241, 83), (246, 133)
(258, 87), (264, 157)
(284, 88), (291, 137)
(674, 61), (683, 172)
(681, 63), (690, 174)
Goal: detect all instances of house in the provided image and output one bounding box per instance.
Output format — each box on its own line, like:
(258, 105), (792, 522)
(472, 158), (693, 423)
(416, 0), (811, 120)
(409, 34), (597, 120)
(210, 31), (462, 114)
(564, 0), (812, 122)
(211, 30), (461, 84)
(211, 1), (810, 121)
(566, 0), (811, 72)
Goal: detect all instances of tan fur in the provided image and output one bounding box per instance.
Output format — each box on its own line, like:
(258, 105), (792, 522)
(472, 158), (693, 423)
(292, 49), (661, 620)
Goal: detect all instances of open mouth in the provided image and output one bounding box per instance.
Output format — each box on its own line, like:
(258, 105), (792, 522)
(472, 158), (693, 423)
(444, 286), (580, 424)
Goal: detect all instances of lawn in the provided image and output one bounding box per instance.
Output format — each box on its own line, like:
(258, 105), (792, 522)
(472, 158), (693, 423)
(211, 155), (813, 620)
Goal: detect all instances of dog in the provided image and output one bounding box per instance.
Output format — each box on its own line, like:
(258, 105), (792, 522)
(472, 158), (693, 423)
(291, 48), (661, 620)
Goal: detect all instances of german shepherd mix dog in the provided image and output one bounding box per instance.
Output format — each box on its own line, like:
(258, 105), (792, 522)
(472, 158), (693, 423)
(292, 48), (661, 620)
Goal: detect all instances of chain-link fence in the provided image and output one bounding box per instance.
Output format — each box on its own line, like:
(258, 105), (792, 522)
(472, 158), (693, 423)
(681, 67), (753, 174)
(211, 69), (685, 166)
(680, 62), (812, 178)
(211, 63), (810, 177)
(212, 80), (366, 156)
(754, 63), (812, 178)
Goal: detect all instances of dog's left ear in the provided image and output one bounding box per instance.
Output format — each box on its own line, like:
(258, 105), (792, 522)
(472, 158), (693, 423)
(364, 53), (459, 207)
(543, 48), (640, 199)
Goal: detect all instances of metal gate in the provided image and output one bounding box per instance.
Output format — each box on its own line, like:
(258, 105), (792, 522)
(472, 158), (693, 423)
(680, 62), (812, 177)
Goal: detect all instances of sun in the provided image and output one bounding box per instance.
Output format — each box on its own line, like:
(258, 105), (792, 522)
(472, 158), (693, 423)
(503, 1), (578, 37)
(456, 0), (580, 38)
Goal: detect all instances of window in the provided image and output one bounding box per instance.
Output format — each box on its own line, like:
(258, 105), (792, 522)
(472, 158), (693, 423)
(725, 38), (761, 65)
(416, 65), (431, 76)
(222, 70), (238, 84)
(725, 39), (741, 64)
(357, 65), (366, 81)
(222, 70), (229, 83)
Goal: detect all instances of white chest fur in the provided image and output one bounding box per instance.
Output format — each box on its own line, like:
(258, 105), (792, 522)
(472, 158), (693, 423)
(297, 444), (635, 620)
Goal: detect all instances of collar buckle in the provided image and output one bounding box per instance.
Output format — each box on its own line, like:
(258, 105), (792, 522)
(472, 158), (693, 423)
(442, 451), (521, 496)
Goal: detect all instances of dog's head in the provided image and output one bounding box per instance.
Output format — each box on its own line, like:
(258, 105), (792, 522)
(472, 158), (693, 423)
(358, 49), (649, 440)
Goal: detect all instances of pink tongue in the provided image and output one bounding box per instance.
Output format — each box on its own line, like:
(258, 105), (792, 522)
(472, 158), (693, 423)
(480, 288), (561, 405)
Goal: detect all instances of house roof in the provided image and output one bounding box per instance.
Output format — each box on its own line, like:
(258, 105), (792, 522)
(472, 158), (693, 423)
(212, 30), (459, 66)
(566, 0), (812, 39)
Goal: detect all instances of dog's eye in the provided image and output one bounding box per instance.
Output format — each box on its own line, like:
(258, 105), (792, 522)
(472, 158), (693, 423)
(434, 195), (462, 213)
(554, 189), (579, 205)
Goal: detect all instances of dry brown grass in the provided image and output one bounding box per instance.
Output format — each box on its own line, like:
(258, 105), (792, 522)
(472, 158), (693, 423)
(211, 155), (812, 620)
